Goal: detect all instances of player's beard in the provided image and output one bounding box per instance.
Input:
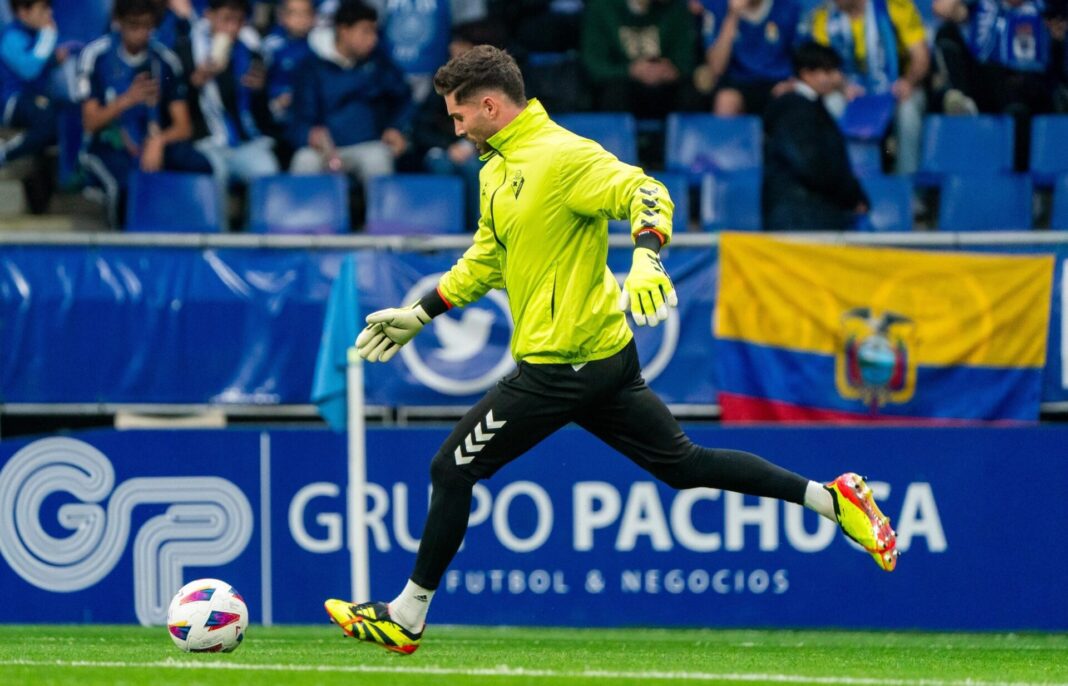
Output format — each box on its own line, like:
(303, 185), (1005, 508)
(470, 135), (489, 155)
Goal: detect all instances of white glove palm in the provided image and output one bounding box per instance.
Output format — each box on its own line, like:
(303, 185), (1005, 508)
(618, 247), (678, 327)
(355, 305), (431, 362)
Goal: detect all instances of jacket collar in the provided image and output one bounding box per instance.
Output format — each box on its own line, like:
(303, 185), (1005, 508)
(484, 98), (547, 158)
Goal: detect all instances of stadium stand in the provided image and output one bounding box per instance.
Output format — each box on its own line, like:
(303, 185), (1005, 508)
(859, 175), (914, 232)
(1029, 116), (1068, 188)
(699, 169), (762, 232)
(1052, 174), (1068, 232)
(126, 172), (224, 233)
(665, 114), (762, 186)
(917, 115), (1015, 187)
(248, 174), (350, 234)
(553, 112), (638, 166)
(365, 174), (464, 235)
(938, 174), (1034, 231)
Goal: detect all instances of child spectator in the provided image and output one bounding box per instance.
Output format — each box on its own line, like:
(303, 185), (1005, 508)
(262, 0), (314, 129)
(0, 0), (68, 168)
(78, 0), (212, 226)
(184, 0), (279, 220)
(698, 0), (802, 115)
(289, 1), (411, 186)
(154, 0), (197, 53)
(763, 41), (869, 230)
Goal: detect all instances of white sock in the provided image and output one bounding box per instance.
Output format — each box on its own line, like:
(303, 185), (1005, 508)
(389, 579), (434, 633)
(804, 480), (837, 522)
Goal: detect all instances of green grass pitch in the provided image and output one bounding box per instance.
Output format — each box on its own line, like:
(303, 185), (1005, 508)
(1, 625), (1066, 686)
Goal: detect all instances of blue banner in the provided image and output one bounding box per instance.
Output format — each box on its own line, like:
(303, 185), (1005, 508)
(1, 426), (1065, 630)
(3, 242), (1068, 408)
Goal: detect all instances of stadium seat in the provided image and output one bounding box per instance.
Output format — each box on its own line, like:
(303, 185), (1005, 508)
(839, 93), (896, 142)
(665, 114), (762, 185)
(938, 174), (1033, 231)
(699, 169), (761, 232)
(366, 174), (465, 234)
(555, 112), (638, 165)
(917, 115), (1015, 187)
(52, 0), (110, 44)
(859, 175), (913, 232)
(848, 141), (883, 177)
(249, 174), (349, 234)
(608, 171), (689, 232)
(126, 172), (223, 233)
(1052, 174), (1068, 231)
(1030, 115), (1068, 187)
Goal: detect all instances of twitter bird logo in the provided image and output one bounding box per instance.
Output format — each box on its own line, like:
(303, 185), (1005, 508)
(432, 309), (495, 362)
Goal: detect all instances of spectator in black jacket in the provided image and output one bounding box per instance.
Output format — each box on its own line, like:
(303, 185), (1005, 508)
(762, 41), (868, 231)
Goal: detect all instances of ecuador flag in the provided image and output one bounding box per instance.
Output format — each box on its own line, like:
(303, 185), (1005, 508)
(714, 234), (1054, 422)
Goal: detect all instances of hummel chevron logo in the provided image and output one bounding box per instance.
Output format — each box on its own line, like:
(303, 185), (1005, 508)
(454, 410), (507, 465)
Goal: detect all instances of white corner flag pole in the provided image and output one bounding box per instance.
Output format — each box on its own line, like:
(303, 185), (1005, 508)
(346, 346), (370, 603)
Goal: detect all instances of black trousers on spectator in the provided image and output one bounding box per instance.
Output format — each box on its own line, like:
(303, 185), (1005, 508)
(936, 23), (1054, 169)
(410, 339), (811, 590)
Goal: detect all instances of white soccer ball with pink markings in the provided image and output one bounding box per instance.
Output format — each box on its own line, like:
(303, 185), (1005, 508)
(166, 578), (248, 653)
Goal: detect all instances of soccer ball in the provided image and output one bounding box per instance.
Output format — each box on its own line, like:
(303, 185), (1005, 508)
(166, 578), (248, 653)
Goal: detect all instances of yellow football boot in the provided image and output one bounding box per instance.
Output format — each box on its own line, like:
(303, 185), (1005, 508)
(324, 599), (422, 655)
(826, 472), (899, 571)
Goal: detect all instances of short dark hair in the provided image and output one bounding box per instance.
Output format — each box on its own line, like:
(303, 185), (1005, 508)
(433, 45), (525, 105)
(334, 0), (377, 27)
(113, 0), (162, 22)
(208, 0), (250, 14)
(791, 41), (843, 76)
(11, 0), (49, 11)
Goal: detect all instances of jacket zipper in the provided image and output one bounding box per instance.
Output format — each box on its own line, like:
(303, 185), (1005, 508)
(487, 152), (507, 250)
(550, 270), (557, 321)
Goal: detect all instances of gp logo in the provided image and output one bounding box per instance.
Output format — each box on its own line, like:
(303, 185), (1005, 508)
(0, 437), (253, 626)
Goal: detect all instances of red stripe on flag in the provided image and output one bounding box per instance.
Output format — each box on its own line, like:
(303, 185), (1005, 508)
(717, 392), (1005, 425)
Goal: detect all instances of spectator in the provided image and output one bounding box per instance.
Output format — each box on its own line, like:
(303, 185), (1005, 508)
(0, 0), (67, 169)
(697, 0), (802, 116)
(807, 0), (930, 175)
(762, 41), (869, 230)
(289, 1), (412, 188)
(78, 0), (213, 227)
(411, 23), (481, 228)
(933, 0), (1057, 169)
(377, 0), (452, 104)
(262, 0), (314, 164)
(580, 0), (696, 119)
(184, 0), (279, 221)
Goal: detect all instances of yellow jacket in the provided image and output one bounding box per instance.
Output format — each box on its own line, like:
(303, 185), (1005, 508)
(437, 99), (675, 364)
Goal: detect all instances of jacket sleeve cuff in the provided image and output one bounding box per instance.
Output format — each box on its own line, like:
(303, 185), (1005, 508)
(635, 229), (665, 254)
(418, 287), (452, 318)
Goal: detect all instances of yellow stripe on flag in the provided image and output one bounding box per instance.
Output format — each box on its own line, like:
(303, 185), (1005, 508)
(715, 234), (1054, 368)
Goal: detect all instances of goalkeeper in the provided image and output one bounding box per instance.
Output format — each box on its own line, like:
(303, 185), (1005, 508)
(325, 45), (898, 655)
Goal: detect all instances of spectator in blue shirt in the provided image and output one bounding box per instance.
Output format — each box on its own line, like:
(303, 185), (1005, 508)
(0, 0), (69, 167)
(289, 1), (411, 184)
(183, 0), (279, 222)
(262, 0), (314, 127)
(934, 0), (1056, 168)
(698, 0), (802, 115)
(378, 0), (451, 104)
(78, 0), (212, 227)
(153, 0), (197, 53)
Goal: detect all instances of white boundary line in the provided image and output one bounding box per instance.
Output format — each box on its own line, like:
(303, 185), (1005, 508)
(0, 659), (1064, 686)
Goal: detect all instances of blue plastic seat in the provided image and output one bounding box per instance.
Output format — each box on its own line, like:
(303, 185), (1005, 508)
(938, 174), (1033, 231)
(699, 169), (762, 231)
(249, 174), (349, 234)
(859, 175), (913, 232)
(1030, 115), (1068, 187)
(917, 115), (1014, 187)
(1052, 174), (1068, 231)
(839, 93), (896, 141)
(126, 172), (223, 233)
(665, 114), (762, 185)
(608, 171), (689, 232)
(366, 174), (465, 234)
(555, 112), (638, 165)
(848, 141), (883, 177)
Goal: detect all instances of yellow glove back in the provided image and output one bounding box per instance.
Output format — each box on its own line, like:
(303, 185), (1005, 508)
(618, 247), (678, 327)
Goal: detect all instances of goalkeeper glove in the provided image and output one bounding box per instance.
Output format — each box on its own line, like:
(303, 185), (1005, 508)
(618, 247), (678, 327)
(355, 304), (431, 362)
